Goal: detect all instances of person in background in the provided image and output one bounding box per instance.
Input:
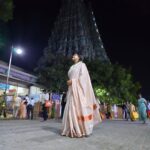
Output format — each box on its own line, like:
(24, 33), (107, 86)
(25, 95), (29, 103)
(0, 92), (7, 118)
(129, 102), (136, 121)
(122, 102), (127, 120)
(27, 97), (35, 120)
(52, 92), (61, 119)
(20, 98), (27, 119)
(122, 102), (130, 120)
(138, 94), (147, 124)
(13, 95), (21, 119)
(41, 91), (49, 121)
(126, 101), (130, 121)
(113, 104), (118, 119)
(61, 92), (66, 119)
(55, 97), (61, 119)
(106, 103), (112, 119)
(146, 100), (150, 118)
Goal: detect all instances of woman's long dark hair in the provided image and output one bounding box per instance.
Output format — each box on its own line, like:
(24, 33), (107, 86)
(72, 51), (84, 61)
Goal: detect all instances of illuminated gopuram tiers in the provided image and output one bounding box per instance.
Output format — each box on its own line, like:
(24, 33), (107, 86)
(45, 0), (109, 62)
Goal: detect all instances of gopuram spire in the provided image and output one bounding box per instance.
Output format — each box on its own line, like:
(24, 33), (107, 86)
(45, 0), (109, 62)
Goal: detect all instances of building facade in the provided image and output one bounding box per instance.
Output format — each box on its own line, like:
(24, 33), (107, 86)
(0, 60), (42, 96)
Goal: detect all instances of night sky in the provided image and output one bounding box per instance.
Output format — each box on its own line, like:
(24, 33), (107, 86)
(1, 0), (150, 98)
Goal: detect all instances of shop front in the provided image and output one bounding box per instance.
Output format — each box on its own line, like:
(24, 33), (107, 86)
(0, 60), (43, 118)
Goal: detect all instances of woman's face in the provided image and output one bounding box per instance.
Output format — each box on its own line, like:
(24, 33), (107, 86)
(72, 54), (80, 63)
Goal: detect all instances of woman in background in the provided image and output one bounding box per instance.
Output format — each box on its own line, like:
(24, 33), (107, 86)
(138, 94), (147, 124)
(147, 100), (150, 118)
(20, 98), (27, 119)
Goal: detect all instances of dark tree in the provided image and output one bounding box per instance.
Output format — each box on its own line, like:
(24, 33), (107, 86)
(0, 0), (13, 51)
(0, 0), (13, 22)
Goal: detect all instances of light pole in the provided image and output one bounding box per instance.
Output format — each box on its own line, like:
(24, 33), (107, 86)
(5, 46), (23, 93)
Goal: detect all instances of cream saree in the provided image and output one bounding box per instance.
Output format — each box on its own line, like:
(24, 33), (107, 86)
(61, 61), (101, 137)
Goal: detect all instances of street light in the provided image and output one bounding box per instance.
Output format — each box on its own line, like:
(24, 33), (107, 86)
(5, 46), (23, 93)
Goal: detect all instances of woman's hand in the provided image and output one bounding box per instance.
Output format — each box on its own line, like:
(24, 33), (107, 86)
(67, 80), (72, 86)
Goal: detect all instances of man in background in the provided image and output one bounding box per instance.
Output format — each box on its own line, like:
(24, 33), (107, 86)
(13, 95), (21, 119)
(27, 97), (35, 120)
(61, 92), (66, 119)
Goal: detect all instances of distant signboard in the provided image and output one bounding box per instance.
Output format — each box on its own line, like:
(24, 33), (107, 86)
(52, 93), (60, 101)
(0, 83), (10, 90)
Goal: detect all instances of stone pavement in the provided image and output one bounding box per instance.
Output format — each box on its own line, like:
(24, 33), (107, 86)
(0, 119), (150, 150)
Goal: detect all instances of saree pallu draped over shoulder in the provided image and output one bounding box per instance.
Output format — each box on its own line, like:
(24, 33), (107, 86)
(61, 61), (101, 138)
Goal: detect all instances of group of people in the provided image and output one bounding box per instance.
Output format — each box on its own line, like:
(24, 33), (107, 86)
(12, 95), (35, 120)
(122, 102), (137, 121)
(100, 102), (136, 120)
(122, 94), (150, 124)
(121, 94), (150, 123)
(39, 91), (67, 121)
(103, 95), (150, 123)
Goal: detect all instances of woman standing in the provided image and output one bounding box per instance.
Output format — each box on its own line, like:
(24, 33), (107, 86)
(113, 104), (118, 119)
(138, 94), (147, 124)
(61, 53), (101, 138)
(147, 100), (150, 118)
(20, 98), (27, 119)
(129, 102), (136, 121)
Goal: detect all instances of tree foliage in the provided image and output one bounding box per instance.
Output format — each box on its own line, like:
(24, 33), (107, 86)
(0, 0), (13, 51)
(35, 50), (72, 92)
(85, 59), (141, 105)
(0, 22), (9, 50)
(0, 0), (13, 22)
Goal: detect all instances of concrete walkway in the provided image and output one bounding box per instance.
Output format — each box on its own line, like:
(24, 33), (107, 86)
(0, 119), (150, 150)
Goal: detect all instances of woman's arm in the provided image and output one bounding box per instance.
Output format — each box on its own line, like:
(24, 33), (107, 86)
(67, 80), (72, 86)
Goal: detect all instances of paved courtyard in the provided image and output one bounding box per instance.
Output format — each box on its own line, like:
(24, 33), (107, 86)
(0, 119), (150, 150)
